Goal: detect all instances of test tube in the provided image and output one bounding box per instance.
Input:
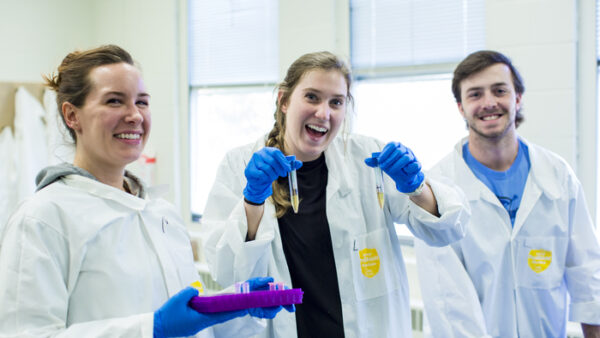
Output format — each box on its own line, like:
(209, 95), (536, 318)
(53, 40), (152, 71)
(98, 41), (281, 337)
(286, 155), (299, 213)
(372, 152), (385, 209)
(235, 281), (250, 294)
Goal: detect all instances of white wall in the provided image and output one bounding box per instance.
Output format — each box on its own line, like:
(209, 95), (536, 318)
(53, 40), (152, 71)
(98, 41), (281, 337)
(1, 0), (597, 223)
(0, 1), (94, 82)
(0, 0), (187, 216)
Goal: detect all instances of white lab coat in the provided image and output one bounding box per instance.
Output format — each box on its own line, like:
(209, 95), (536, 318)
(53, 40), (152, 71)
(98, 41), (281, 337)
(415, 137), (600, 338)
(0, 174), (263, 338)
(0, 127), (18, 229)
(14, 87), (48, 203)
(200, 134), (470, 338)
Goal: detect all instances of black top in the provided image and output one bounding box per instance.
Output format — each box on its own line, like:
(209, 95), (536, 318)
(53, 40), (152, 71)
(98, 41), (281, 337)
(277, 154), (345, 338)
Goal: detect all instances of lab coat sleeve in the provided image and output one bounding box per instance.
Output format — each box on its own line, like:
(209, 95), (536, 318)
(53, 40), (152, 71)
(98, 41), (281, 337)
(414, 238), (491, 338)
(565, 181), (600, 325)
(0, 215), (155, 338)
(200, 148), (276, 287)
(397, 175), (470, 247)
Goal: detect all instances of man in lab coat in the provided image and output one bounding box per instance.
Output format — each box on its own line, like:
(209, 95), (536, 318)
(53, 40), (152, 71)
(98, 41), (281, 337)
(415, 50), (600, 337)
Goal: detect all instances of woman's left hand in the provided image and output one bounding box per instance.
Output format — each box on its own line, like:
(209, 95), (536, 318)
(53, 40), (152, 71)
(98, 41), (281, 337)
(365, 142), (424, 194)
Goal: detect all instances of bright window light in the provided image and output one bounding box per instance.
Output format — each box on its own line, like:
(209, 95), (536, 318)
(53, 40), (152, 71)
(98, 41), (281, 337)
(190, 87), (276, 216)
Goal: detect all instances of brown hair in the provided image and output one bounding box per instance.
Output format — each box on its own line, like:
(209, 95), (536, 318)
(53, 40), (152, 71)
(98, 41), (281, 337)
(43, 44), (135, 142)
(452, 50), (525, 127)
(266, 51), (353, 217)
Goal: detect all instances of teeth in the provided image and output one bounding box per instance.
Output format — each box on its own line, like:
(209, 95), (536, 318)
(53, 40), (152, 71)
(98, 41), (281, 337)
(116, 133), (141, 140)
(482, 115), (500, 121)
(307, 124), (327, 133)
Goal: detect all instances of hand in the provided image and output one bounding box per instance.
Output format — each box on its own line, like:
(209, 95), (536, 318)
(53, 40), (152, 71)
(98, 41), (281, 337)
(243, 148), (303, 204)
(246, 277), (296, 319)
(364, 142), (424, 193)
(154, 287), (248, 338)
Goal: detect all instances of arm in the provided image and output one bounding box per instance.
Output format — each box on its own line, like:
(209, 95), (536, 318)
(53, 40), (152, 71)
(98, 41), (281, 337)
(0, 215), (155, 338)
(200, 148), (298, 286)
(414, 238), (491, 338)
(565, 182), (600, 326)
(409, 182), (438, 216)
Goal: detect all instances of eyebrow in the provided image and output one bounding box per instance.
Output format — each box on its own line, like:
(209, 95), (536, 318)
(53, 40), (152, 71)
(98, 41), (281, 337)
(302, 87), (347, 98)
(465, 82), (509, 92)
(103, 91), (151, 98)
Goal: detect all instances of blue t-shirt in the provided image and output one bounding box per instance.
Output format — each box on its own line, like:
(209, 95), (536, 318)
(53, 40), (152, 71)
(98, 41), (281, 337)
(463, 140), (531, 226)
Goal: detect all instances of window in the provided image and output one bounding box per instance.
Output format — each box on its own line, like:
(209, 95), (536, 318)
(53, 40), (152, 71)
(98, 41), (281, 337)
(189, 0), (278, 217)
(350, 0), (485, 237)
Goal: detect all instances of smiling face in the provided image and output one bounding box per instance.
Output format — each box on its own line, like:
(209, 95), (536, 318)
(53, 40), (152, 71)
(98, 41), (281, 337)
(281, 69), (348, 162)
(458, 63), (522, 142)
(64, 62), (151, 175)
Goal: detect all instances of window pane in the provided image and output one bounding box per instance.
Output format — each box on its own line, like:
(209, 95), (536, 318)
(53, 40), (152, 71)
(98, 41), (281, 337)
(188, 0), (278, 86)
(350, 0), (485, 70)
(190, 87), (276, 214)
(352, 75), (467, 170)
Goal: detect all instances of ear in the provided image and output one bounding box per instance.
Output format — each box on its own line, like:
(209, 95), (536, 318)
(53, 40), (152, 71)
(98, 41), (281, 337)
(515, 92), (522, 112)
(277, 90), (287, 113)
(62, 102), (81, 132)
(457, 102), (466, 118)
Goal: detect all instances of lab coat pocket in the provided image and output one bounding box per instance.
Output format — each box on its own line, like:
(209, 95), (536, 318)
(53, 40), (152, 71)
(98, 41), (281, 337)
(515, 236), (567, 289)
(350, 228), (401, 301)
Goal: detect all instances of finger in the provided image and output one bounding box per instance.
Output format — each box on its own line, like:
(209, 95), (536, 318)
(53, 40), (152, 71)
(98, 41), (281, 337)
(379, 148), (404, 171)
(364, 157), (378, 167)
(258, 150), (290, 178)
(402, 161), (422, 175)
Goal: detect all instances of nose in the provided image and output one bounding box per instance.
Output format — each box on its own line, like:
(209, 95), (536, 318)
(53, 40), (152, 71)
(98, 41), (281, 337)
(314, 102), (331, 120)
(482, 91), (498, 110)
(125, 103), (144, 124)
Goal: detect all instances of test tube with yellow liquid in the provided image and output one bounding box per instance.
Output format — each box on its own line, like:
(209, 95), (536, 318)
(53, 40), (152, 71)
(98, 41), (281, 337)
(371, 152), (385, 209)
(286, 155), (299, 213)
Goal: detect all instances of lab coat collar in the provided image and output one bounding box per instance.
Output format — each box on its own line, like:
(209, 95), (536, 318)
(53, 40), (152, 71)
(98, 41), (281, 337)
(252, 134), (353, 200)
(452, 136), (561, 202)
(62, 174), (148, 210)
(521, 137), (562, 200)
(324, 135), (353, 200)
(451, 138), (499, 206)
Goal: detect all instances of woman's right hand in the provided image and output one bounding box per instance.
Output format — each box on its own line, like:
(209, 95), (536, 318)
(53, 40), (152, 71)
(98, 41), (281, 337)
(243, 147), (302, 205)
(153, 287), (247, 338)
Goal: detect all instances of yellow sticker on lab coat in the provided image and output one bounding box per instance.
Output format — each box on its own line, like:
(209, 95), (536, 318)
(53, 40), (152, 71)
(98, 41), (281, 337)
(190, 281), (204, 295)
(528, 249), (552, 273)
(359, 248), (380, 278)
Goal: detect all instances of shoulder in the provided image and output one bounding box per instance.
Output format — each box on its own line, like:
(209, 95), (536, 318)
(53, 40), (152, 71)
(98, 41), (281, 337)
(4, 181), (77, 237)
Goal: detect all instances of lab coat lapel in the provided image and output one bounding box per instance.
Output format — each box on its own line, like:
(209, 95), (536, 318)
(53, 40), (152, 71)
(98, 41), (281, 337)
(139, 208), (182, 297)
(324, 138), (352, 202)
(511, 139), (561, 239)
(64, 175), (182, 296)
(453, 141), (513, 232)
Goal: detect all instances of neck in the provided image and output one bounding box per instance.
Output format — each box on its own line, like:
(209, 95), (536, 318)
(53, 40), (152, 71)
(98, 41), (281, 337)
(73, 154), (126, 191)
(467, 130), (519, 171)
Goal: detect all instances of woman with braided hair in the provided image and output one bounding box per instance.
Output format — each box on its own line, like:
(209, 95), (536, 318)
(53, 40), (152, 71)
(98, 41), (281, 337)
(200, 51), (470, 338)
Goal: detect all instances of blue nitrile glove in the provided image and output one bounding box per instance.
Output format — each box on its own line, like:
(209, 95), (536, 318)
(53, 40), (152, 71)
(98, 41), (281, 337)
(364, 142), (425, 193)
(243, 148), (303, 204)
(154, 287), (248, 338)
(246, 277), (296, 319)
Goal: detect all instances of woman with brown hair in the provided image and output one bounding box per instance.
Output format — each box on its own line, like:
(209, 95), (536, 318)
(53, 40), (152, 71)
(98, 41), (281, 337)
(0, 45), (284, 338)
(200, 51), (470, 337)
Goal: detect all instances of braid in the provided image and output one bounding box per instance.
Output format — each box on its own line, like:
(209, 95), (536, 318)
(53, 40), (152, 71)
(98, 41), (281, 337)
(266, 111), (292, 218)
(265, 51), (353, 218)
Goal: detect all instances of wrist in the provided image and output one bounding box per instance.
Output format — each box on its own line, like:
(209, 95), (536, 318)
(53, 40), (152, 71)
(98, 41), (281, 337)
(153, 311), (166, 338)
(404, 177), (425, 196)
(244, 197), (265, 206)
